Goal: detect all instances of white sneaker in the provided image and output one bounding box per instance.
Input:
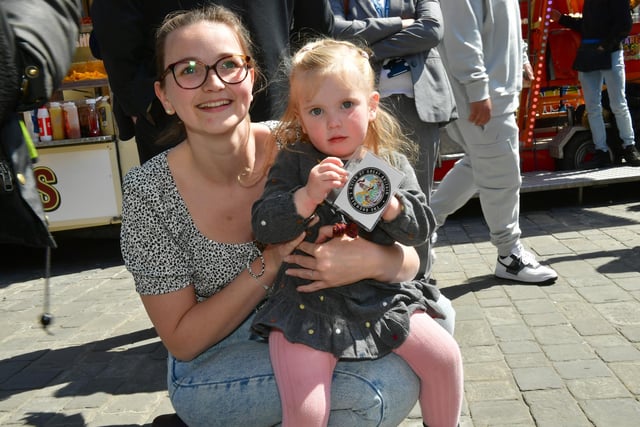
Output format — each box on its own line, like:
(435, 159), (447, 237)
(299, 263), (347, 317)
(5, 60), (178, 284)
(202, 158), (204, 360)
(495, 248), (557, 284)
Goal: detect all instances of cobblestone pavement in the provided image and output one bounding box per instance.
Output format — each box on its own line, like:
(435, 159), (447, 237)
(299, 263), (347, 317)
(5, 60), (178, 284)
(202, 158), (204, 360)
(1, 189), (639, 426)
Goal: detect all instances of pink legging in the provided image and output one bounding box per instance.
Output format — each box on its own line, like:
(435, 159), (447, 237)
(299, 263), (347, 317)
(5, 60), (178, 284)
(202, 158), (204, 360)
(269, 312), (463, 427)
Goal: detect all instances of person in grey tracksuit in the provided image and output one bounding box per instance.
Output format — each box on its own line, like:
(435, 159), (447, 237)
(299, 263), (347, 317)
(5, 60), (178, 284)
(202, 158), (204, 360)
(431, 0), (558, 284)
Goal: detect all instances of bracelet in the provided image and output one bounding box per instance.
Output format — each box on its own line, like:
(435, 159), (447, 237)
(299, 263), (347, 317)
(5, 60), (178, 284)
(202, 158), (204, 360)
(247, 251), (270, 292)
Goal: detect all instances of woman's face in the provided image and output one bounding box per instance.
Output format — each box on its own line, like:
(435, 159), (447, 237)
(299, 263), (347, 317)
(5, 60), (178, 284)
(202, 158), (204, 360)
(155, 21), (254, 136)
(296, 73), (378, 159)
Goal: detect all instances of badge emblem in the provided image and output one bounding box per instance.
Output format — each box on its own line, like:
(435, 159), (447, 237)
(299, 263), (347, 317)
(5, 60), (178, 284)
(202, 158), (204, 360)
(347, 167), (391, 214)
(325, 147), (405, 231)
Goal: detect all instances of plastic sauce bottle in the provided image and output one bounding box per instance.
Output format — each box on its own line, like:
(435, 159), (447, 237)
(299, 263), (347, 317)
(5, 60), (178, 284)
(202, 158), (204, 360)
(63, 101), (81, 139)
(86, 98), (101, 137)
(48, 102), (65, 140)
(37, 106), (53, 142)
(78, 101), (90, 137)
(97, 96), (115, 136)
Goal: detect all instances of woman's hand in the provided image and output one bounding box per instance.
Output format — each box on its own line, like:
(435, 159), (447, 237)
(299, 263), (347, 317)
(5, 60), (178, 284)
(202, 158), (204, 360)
(285, 233), (365, 291)
(263, 232), (306, 276)
(284, 226), (420, 292)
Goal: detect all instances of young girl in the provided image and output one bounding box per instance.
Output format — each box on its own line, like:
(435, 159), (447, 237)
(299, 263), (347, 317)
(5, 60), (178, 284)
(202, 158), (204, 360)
(251, 39), (463, 427)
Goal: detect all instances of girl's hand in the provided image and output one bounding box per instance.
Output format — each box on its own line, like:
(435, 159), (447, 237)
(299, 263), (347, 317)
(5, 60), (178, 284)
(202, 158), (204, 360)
(381, 194), (401, 222)
(294, 157), (348, 217)
(306, 157), (348, 201)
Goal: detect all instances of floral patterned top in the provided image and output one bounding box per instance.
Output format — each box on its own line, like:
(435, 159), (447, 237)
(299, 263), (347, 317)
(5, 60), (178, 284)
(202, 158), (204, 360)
(120, 150), (261, 302)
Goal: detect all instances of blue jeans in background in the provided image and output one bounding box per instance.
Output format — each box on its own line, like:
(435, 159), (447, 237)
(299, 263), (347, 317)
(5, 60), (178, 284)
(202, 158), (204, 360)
(579, 49), (636, 152)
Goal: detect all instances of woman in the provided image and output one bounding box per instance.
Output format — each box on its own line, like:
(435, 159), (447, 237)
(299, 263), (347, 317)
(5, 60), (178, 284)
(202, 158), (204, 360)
(120, 5), (455, 426)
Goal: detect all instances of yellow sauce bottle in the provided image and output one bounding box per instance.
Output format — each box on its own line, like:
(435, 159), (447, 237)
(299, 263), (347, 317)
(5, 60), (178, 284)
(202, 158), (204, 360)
(97, 96), (115, 136)
(49, 102), (65, 140)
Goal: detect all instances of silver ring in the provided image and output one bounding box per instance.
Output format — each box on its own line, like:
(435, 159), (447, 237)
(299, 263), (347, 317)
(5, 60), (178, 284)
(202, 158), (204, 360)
(311, 270), (315, 278)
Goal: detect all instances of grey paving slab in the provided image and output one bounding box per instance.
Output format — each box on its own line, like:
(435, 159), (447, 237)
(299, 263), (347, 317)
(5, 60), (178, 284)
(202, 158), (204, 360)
(1, 194), (639, 426)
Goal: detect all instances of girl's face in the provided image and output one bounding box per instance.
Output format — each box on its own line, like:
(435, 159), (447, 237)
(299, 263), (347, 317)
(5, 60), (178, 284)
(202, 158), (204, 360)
(296, 73), (379, 159)
(154, 21), (254, 136)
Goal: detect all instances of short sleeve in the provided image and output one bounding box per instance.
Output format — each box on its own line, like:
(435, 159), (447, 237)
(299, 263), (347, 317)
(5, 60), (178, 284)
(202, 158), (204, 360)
(120, 164), (191, 295)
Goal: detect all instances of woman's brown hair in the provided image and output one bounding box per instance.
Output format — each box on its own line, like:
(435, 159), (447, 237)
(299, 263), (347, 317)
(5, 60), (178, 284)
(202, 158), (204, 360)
(153, 5), (261, 147)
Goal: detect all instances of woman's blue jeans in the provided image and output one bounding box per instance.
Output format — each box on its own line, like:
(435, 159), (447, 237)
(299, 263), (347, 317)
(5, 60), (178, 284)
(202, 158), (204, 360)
(579, 49), (636, 152)
(167, 294), (456, 426)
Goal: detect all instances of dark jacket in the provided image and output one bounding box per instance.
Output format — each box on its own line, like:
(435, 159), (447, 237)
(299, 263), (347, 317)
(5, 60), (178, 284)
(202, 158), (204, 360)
(251, 142), (441, 359)
(1, 0), (81, 120)
(559, 0), (632, 52)
(0, 0), (81, 248)
(331, 0), (456, 124)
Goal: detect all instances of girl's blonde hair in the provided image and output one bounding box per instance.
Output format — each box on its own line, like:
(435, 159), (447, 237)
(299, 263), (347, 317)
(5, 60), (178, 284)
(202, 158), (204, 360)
(274, 38), (416, 162)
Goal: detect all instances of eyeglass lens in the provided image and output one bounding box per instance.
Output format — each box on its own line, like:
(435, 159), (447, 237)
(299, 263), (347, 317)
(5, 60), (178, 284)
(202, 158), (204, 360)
(172, 55), (249, 89)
